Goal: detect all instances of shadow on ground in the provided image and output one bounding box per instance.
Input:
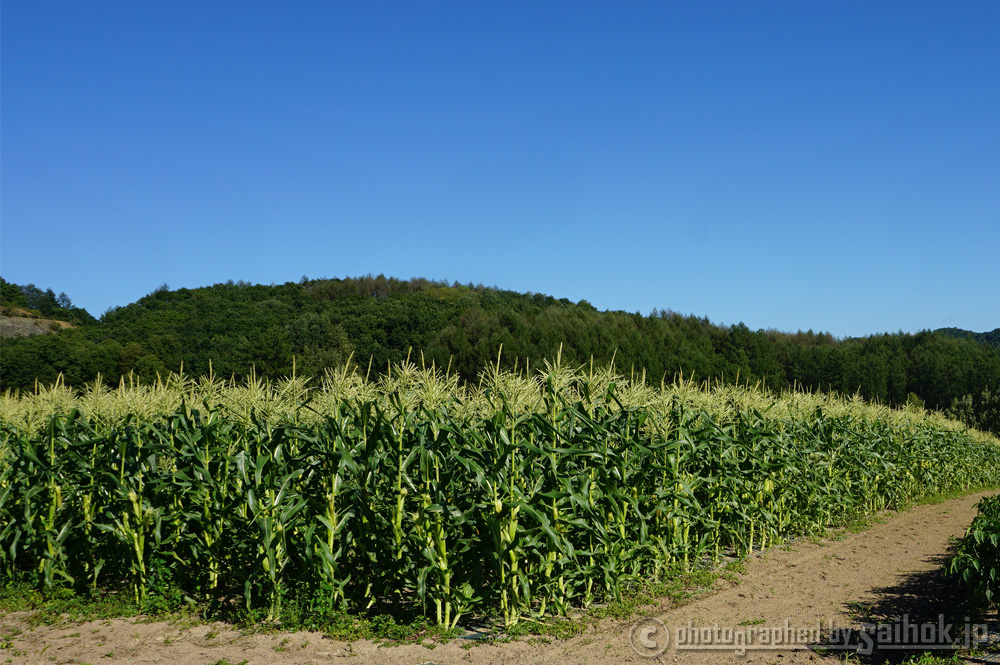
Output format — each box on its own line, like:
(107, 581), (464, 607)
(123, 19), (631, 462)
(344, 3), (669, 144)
(809, 552), (1000, 664)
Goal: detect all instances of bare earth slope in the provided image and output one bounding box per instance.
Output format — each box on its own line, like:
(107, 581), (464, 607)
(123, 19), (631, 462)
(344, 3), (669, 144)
(3, 490), (996, 665)
(0, 315), (73, 338)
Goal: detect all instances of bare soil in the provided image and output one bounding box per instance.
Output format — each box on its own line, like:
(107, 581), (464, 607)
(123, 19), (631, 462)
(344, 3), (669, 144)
(2, 491), (997, 665)
(0, 315), (73, 338)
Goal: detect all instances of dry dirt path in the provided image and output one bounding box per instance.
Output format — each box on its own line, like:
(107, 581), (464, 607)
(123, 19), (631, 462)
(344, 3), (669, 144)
(3, 490), (996, 665)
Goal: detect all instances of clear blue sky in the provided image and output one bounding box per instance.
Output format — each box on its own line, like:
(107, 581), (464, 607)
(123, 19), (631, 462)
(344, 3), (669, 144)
(2, 1), (997, 338)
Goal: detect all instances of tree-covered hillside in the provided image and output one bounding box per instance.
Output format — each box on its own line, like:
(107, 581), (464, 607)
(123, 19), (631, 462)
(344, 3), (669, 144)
(935, 327), (1000, 349)
(1, 275), (997, 433)
(0, 278), (97, 327)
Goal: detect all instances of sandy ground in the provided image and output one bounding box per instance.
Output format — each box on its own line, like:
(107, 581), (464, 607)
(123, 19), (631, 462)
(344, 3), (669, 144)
(2, 490), (997, 665)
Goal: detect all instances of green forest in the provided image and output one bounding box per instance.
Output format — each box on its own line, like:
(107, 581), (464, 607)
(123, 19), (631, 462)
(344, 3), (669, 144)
(0, 277), (97, 327)
(1, 275), (998, 434)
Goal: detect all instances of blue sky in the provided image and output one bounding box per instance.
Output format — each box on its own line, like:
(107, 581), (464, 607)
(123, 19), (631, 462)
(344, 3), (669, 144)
(2, 1), (997, 338)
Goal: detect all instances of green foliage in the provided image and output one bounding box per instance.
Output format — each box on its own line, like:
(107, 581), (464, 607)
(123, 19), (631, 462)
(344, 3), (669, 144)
(949, 494), (1000, 608)
(935, 327), (1000, 350)
(0, 582), (141, 623)
(0, 278), (97, 327)
(900, 654), (963, 665)
(0, 278), (29, 309)
(947, 388), (1000, 436)
(2, 275), (999, 435)
(3, 362), (999, 629)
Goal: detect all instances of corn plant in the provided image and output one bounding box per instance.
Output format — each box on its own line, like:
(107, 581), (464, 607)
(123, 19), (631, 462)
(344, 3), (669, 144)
(950, 494), (1000, 607)
(2, 358), (999, 627)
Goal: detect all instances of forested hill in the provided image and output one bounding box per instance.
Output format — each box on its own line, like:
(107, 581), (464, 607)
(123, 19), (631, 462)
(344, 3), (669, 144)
(935, 327), (1000, 349)
(1, 275), (998, 433)
(0, 277), (97, 327)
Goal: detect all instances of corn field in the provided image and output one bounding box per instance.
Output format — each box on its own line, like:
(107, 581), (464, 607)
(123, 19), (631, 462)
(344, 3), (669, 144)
(3, 356), (999, 627)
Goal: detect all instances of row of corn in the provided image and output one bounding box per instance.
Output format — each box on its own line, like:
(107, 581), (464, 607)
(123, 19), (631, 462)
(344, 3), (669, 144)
(2, 359), (999, 627)
(950, 494), (1000, 608)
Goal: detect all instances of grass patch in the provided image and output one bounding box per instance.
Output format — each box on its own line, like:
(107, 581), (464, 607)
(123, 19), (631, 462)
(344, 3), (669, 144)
(0, 583), (144, 627)
(899, 653), (963, 665)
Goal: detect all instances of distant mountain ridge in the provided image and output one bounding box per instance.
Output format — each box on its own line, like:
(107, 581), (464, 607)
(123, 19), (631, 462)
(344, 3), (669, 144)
(934, 327), (1000, 349)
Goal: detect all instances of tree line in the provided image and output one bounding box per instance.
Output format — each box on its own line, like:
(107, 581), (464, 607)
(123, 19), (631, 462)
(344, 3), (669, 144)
(1, 275), (997, 434)
(0, 278), (97, 327)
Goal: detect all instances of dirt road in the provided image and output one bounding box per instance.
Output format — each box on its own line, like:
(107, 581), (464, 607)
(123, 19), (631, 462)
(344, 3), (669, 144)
(3, 491), (996, 665)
